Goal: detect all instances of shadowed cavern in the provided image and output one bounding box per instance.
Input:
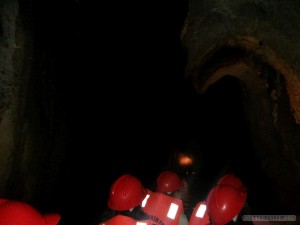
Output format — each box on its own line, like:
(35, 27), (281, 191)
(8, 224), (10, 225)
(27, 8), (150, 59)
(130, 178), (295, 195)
(0, 0), (299, 224)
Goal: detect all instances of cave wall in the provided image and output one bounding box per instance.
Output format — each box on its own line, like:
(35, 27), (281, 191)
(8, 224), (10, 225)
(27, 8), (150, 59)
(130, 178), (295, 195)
(181, 0), (300, 123)
(181, 0), (300, 212)
(0, 0), (31, 195)
(0, 0), (65, 209)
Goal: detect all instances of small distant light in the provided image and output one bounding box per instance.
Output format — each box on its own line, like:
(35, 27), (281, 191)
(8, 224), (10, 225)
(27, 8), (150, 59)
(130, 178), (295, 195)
(178, 154), (193, 166)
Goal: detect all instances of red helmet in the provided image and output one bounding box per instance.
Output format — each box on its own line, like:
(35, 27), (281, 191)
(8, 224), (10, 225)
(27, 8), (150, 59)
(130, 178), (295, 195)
(108, 174), (147, 211)
(156, 170), (183, 193)
(100, 215), (152, 225)
(0, 198), (60, 225)
(206, 185), (247, 225)
(217, 174), (246, 192)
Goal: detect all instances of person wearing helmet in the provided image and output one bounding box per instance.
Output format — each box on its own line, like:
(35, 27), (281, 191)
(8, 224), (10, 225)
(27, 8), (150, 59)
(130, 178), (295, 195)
(207, 173), (271, 225)
(189, 173), (247, 225)
(99, 214), (153, 225)
(95, 173), (153, 225)
(156, 170), (184, 195)
(217, 173), (247, 193)
(206, 182), (248, 225)
(0, 198), (61, 225)
(142, 170), (189, 225)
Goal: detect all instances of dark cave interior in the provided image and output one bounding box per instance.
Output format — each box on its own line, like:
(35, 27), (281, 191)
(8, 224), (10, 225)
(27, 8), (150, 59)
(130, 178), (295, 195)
(56, 74), (284, 225)
(10, 0), (299, 224)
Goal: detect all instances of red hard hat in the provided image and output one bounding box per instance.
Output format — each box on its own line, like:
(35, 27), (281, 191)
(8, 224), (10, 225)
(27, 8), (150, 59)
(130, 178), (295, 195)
(0, 198), (60, 225)
(100, 215), (152, 225)
(206, 184), (247, 225)
(156, 170), (183, 193)
(108, 174), (147, 211)
(217, 174), (246, 192)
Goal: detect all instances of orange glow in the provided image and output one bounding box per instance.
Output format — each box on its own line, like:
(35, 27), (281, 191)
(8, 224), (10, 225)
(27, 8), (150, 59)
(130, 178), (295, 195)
(178, 154), (193, 166)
